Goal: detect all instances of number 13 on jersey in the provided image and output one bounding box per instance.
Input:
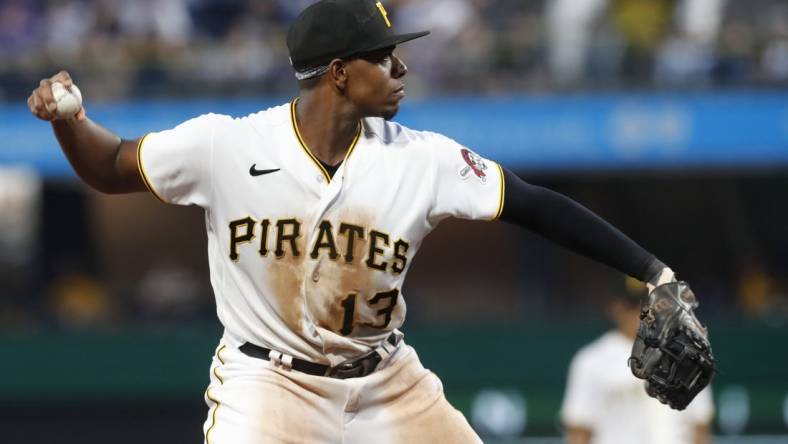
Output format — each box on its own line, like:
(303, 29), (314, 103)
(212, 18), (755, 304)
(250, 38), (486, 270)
(339, 289), (399, 336)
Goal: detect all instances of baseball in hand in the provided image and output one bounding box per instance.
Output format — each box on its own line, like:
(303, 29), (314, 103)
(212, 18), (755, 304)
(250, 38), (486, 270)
(50, 82), (83, 119)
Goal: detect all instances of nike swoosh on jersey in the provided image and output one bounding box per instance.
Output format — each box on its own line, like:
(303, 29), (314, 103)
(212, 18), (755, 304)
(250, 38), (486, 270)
(249, 165), (281, 177)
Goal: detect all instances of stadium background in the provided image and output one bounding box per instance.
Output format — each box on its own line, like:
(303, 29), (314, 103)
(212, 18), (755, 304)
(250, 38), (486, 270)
(1, 0), (787, 442)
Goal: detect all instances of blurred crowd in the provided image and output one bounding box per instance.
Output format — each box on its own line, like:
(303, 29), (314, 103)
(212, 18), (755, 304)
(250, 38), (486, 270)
(2, 0), (788, 101)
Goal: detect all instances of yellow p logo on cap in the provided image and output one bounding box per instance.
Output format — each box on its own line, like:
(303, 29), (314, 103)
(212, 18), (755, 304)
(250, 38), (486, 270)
(376, 1), (391, 28)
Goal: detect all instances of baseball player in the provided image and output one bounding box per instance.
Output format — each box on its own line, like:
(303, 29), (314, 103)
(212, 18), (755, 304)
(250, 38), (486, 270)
(27, 1), (705, 443)
(560, 280), (714, 444)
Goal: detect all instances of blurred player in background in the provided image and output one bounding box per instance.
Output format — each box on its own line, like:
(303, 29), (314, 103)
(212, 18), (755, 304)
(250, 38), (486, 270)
(560, 278), (714, 444)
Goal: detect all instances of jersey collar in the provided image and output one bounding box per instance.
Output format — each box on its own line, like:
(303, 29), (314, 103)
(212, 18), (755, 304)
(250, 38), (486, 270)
(290, 98), (362, 183)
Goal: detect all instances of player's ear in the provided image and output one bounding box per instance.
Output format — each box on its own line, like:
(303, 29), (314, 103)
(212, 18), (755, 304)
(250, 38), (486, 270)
(328, 59), (349, 91)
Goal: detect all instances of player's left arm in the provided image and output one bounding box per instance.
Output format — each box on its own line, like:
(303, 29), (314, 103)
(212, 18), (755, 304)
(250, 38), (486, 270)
(498, 167), (671, 286)
(497, 168), (715, 410)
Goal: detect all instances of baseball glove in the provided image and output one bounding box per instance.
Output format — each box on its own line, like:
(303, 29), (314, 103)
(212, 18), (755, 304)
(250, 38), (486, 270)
(628, 281), (715, 410)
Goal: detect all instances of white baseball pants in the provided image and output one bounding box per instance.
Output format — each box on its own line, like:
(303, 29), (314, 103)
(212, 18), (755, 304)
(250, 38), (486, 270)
(202, 338), (482, 444)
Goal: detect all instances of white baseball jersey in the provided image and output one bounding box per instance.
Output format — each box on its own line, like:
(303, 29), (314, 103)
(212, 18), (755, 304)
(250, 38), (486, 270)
(137, 100), (504, 365)
(560, 330), (714, 444)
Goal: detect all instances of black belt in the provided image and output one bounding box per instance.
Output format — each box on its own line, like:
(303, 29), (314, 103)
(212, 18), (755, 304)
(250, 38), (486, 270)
(239, 334), (400, 379)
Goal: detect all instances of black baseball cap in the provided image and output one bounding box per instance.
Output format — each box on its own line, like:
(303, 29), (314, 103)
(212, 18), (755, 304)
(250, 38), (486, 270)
(287, 0), (430, 72)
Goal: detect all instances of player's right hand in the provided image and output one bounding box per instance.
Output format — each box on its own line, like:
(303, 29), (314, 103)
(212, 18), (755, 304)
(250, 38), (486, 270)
(27, 70), (86, 122)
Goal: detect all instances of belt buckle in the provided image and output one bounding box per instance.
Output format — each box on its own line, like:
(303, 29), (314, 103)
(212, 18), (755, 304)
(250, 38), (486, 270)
(325, 351), (382, 379)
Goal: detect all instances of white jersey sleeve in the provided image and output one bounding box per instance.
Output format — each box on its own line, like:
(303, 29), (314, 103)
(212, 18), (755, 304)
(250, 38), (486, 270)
(560, 350), (598, 427)
(137, 113), (229, 207)
(427, 133), (504, 224)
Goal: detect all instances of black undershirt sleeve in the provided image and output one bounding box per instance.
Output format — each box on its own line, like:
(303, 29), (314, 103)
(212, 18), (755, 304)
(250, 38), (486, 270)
(499, 168), (664, 282)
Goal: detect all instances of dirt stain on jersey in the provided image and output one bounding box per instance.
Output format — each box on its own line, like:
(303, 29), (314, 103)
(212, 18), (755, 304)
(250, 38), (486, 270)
(310, 209), (375, 335)
(268, 238), (307, 333)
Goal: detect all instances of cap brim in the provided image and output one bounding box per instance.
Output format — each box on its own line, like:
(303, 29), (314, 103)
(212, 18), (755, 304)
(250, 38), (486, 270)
(356, 30), (430, 56)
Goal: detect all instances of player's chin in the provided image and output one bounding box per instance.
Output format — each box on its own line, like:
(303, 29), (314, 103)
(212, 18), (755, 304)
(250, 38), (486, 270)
(380, 103), (401, 120)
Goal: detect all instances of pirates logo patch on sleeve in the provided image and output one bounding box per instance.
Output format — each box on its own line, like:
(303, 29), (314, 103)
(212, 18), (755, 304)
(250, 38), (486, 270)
(458, 148), (488, 183)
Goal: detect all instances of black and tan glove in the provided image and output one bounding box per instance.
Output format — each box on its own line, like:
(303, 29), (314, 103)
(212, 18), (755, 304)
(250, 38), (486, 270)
(628, 281), (715, 410)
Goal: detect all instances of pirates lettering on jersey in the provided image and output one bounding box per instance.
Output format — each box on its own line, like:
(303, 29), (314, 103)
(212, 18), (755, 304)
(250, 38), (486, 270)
(310, 221), (339, 260)
(228, 216), (410, 275)
(338, 223), (364, 263)
(229, 217), (256, 261)
(275, 219), (302, 257)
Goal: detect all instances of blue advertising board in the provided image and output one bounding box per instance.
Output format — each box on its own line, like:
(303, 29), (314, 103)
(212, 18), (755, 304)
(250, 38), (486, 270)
(2, 92), (787, 176)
